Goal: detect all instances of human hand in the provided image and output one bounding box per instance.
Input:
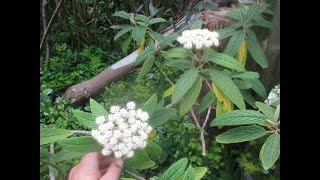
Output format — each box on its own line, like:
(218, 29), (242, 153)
(68, 152), (123, 180)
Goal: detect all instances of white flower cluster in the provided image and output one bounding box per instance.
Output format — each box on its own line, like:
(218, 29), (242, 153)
(265, 84), (280, 105)
(91, 101), (152, 159)
(177, 29), (219, 50)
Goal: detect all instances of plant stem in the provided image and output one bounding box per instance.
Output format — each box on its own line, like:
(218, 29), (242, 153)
(49, 143), (55, 180)
(191, 108), (206, 156)
(40, 159), (66, 180)
(202, 107), (211, 128)
(73, 130), (91, 135)
(155, 62), (174, 85)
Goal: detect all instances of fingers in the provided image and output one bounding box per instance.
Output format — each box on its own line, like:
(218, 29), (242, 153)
(80, 152), (103, 170)
(100, 158), (124, 180)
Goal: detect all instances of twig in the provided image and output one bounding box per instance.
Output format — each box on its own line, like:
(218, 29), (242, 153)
(49, 143), (55, 180)
(191, 108), (206, 156)
(73, 130), (91, 135)
(202, 107), (212, 128)
(125, 170), (145, 180)
(204, 79), (213, 91)
(155, 62), (174, 85)
(40, 159), (66, 180)
(40, 0), (65, 52)
(41, 0), (50, 67)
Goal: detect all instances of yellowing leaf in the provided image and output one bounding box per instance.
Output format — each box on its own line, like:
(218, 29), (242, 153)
(212, 82), (234, 116)
(148, 129), (157, 140)
(148, 32), (156, 42)
(216, 100), (225, 116)
(163, 85), (176, 99)
(137, 38), (145, 53)
(237, 40), (247, 66)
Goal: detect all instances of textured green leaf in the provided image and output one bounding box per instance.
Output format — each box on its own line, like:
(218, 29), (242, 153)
(142, 93), (158, 115)
(255, 102), (275, 120)
(194, 167), (208, 180)
(242, 4), (261, 25)
(135, 14), (149, 24)
(172, 68), (199, 103)
(40, 128), (74, 145)
(149, 18), (167, 25)
(196, 91), (216, 113)
(127, 149), (155, 169)
(40, 149), (52, 160)
(58, 136), (103, 153)
(226, 9), (243, 23)
(247, 79), (267, 99)
(122, 35), (133, 54)
(210, 69), (245, 109)
(111, 24), (131, 29)
(114, 27), (133, 41)
(113, 11), (131, 19)
(163, 85), (175, 99)
(190, 19), (202, 29)
(138, 55), (155, 79)
(159, 34), (179, 47)
(160, 158), (188, 180)
(274, 104), (280, 122)
(51, 150), (84, 163)
(246, 29), (268, 68)
(207, 53), (246, 72)
(161, 47), (189, 60)
(240, 89), (257, 108)
(232, 71), (260, 79)
(211, 110), (267, 126)
(90, 99), (109, 119)
(217, 22), (242, 39)
(73, 110), (97, 129)
(135, 48), (154, 65)
(224, 30), (246, 57)
(164, 60), (194, 69)
(252, 15), (274, 29)
(260, 134), (280, 170)
(183, 165), (196, 180)
(216, 125), (266, 143)
(132, 26), (147, 45)
(145, 141), (162, 157)
(179, 78), (202, 116)
(183, 123), (196, 129)
(149, 108), (177, 127)
(234, 79), (252, 89)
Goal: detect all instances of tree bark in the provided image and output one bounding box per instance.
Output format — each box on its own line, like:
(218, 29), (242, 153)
(129, 0), (137, 13)
(63, 8), (234, 105)
(42, 0), (51, 67)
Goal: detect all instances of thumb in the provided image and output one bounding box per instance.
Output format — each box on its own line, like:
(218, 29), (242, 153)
(100, 158), (123, 180)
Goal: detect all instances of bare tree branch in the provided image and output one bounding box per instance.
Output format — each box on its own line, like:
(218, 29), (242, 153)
(49, 143), (55, 180)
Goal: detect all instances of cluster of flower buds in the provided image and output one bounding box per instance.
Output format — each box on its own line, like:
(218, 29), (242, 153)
(177, 29), (219, 49)
(91, 102), (152, 158)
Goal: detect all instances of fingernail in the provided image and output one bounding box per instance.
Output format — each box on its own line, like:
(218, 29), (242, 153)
(115, 159), (123, 167)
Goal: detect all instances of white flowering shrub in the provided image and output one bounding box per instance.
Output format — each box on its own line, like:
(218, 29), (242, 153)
(265, 84), (280, 106)
(91, 101), (153, 158)
(177, 29), (219, 49)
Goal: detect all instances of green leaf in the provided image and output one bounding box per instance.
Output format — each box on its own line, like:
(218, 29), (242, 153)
(114, 27), (133, 41)
(217, 23), (242, 39)
(142, 93), (158, 115)
(190, 19), (202, 29)
(40, 128), (74, 145)
(234, 79), (252, 89)
(122, 35), (133, 54)
(207, 53), (246, 72)
(216, 125), (266, 143)
(120, 178), (135, 180)
(111, 24), (131, 29)
(255, 102), (275, 120)
(159, 34), (179, 47)
(274, 104), (280, 122)
(132, 26), (147, 45)
(210, 69), (246, 109)
(113, 11), (131, 19)
(51, 150), (84, 163)
(40, 149), (52, 160)
(183, 123), (196, 129)
(127, 149), (155, 169)
(211, 110), (267, 126)
(73, 110), (97, 129)
(163, 85), (176, 99)
(226, 9), (243, 23)
(160, 158), (188, 180)
(247, 79), (267, 99)
(164, 60), (195, 69)
(135, 48), (155, 65)
(149, 108), (177, 127)
(179, 78), (202, 116)
(135, 14), (149, 24)
(196, 91), (216, 113)
(138, 55), (155, 79)
(149, 18), (167, 25)
(161, 47), (189, 59)
(145, 141), (162, 157)
(252, 15), (274, 29)
(172, 68), (199, 103)
(242, 4), (261, 25)
(240, 89), (257, 108)
(194, 167), (208, 180)
(260, 134), (280, 170)
(246, 29), (268, 68)
(224, 30), (246, 57)
(232, 71), (260, 79)
(58, 136), (103, 153)
(204, 0), (218, 10)
(90, 99), (109, 119)
(183, 165), (196, 180)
